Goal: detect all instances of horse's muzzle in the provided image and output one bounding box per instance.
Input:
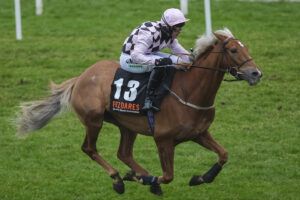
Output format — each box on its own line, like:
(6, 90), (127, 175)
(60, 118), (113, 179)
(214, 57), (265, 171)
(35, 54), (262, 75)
(239, 66), (262, 86)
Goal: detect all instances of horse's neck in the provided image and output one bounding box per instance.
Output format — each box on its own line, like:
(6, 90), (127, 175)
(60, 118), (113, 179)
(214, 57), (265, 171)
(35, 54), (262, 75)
(175, 44), (225, 107)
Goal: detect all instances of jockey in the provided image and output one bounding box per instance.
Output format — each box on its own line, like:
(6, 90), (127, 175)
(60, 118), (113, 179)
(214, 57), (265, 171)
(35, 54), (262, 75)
(120, 8), (191, 112)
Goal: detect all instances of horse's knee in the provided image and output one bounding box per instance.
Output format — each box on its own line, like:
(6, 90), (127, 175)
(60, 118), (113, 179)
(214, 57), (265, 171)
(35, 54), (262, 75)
(117, 152), (131, 164)
(219, 150), (228, 165)
(81, 146), (96, 160)
(81, 143), (88, 154)
(117, 152), (122, 160)
(81, 147), (91, 157)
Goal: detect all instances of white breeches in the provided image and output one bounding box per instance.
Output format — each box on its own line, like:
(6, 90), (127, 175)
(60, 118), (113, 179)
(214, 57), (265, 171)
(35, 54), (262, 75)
(119, 52), (186, 73)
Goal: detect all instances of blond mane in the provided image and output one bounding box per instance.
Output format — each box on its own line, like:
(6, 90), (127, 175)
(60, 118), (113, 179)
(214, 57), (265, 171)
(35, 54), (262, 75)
(193, 28), (234, 58)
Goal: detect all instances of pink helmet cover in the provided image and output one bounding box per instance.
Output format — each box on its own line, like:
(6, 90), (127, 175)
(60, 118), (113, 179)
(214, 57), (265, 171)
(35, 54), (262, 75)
(161, 8), (189, 27)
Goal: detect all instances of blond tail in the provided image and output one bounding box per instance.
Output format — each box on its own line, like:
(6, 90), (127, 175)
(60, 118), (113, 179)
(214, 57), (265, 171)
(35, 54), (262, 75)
(16, 77), (78, 136)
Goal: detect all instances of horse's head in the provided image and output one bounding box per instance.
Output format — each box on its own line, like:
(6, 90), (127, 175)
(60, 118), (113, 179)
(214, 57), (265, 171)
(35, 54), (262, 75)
(213, 29), (262, 85)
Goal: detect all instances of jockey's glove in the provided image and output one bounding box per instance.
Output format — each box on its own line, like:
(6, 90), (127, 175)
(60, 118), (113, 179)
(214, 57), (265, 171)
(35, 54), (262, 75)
(155, 58), (173, 66)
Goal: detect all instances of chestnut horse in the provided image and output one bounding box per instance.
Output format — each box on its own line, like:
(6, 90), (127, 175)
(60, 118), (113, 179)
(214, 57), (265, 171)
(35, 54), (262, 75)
(16, 28), (262, 195)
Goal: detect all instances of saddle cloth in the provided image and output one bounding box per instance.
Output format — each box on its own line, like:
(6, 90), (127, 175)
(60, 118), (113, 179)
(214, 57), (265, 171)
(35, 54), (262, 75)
(110, 67), (176, 115)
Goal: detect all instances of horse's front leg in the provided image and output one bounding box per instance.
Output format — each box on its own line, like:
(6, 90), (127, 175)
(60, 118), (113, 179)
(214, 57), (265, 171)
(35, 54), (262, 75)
(189, 130), (228, 186)
(155, 138), (175, 184)
(137, 138), (174, 196)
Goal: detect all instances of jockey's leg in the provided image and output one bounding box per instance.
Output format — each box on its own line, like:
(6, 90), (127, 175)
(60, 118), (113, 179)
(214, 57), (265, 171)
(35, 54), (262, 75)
(142, 66), (165, 112)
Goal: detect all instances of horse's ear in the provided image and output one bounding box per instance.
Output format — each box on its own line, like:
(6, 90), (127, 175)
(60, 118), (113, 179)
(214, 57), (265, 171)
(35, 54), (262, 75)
(213, 33), (227, 41)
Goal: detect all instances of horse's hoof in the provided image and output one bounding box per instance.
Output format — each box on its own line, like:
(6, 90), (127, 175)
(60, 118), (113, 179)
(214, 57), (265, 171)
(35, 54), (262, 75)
(150, 183), (163, 196)
(113, 181), (125, 194)
(189, 175), (205, 186)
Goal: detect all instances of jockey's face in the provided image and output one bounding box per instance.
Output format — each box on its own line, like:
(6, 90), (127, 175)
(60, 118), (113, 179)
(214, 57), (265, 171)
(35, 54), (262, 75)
(171, 22), (185, 39)
(172, 27), (182, 39)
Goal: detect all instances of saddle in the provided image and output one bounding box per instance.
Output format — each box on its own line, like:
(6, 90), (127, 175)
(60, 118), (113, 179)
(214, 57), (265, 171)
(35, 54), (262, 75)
(110, 67), (176, 115)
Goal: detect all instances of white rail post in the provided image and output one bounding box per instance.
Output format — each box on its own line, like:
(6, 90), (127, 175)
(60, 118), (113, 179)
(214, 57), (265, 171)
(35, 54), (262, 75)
(14, 0), (22, 40)
(35, 0), (43, 16)
(180, 0), (188, 15)
(204, 0), (212, 35)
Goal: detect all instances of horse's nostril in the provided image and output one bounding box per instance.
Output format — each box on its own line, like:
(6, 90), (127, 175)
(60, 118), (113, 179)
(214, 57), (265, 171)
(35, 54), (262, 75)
(252, 71), (259, 77)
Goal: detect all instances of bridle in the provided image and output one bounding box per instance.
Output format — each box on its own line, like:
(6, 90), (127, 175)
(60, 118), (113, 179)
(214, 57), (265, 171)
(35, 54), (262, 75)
(185, 38), (253, 80)
(165, 38), (253, 110)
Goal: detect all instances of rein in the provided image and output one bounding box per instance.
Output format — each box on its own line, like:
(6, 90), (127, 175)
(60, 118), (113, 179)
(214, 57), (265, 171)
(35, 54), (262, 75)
(175, 43), (253, 80)
(189, 64), (228, 73)
(175, 37), (253, 74)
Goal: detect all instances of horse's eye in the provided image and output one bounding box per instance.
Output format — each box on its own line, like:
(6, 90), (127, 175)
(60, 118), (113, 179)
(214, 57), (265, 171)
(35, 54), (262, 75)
(230, 48), (237, 53)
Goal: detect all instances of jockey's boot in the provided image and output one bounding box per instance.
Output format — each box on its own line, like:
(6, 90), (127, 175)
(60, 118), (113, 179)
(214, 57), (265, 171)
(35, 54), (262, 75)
(142, 67), (165, 112)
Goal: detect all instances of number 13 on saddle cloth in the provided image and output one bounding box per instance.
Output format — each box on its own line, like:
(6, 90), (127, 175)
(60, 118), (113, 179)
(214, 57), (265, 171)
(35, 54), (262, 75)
(110, 66), (176, 114)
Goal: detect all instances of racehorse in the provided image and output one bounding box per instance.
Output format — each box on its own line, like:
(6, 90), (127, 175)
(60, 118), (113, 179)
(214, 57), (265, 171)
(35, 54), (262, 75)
(16, 28), (262, 196)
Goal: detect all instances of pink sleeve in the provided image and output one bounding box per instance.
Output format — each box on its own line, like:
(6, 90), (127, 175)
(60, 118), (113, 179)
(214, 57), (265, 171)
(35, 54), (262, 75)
(131, 30), (156, 65)
(169, 39), (190, 63)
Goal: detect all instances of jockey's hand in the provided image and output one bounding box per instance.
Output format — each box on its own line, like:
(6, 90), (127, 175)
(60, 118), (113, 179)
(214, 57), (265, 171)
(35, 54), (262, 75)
(175, 62), (193, 72)
(155, 58), (173, 66)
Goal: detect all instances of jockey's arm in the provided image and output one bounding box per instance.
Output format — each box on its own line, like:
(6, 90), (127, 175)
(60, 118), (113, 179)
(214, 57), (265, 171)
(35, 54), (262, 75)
(169, 39), (191, 63)
(131, 31), (156, 65)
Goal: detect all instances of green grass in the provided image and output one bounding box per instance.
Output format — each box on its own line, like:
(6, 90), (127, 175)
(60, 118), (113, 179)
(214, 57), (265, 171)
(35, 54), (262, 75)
(1, 0), (299, 199)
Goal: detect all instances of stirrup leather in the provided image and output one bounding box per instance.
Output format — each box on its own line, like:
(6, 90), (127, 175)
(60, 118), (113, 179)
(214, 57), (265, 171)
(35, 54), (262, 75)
(142, 97), (160, 112)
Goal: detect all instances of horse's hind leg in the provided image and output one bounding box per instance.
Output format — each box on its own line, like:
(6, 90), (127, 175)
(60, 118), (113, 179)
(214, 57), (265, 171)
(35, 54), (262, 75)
(117, 127), (163, 196)
(189, 130), (228, 186)
(81, 110), (124, 194)
(117, 127), (149, 177)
